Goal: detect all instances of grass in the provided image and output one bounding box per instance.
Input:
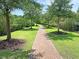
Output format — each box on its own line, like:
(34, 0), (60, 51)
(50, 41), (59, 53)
(0, 26), (39, 59)
(46, 27), (79, 59)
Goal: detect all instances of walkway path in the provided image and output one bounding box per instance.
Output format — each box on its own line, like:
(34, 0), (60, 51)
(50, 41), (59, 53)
(30, 25), (63, 59)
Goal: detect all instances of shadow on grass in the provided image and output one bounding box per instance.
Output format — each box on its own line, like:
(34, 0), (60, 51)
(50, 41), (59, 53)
(0, 49), (43, 59)
(0, 49), (31, 59)
(47, 31), (79, 40)
(22, 27), (38, 31)
(45, 27), (55, 29)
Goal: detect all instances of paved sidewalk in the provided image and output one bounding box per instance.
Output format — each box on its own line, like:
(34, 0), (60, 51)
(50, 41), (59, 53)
(30, 26), (63, 59)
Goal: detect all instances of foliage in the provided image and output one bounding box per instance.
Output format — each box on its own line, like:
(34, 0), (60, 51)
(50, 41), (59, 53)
(46, 0), (72, 32)
(24, 0), (42, 29)
(0, 15), (6, 35)
(0, 0), (27, 40)
(0, 0), (42, 36)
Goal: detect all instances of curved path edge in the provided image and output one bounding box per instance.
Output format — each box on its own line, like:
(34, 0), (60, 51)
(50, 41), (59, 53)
(29, 25), (63, 59)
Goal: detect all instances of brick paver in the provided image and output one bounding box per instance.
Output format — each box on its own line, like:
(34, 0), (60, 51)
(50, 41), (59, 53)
(30, 26), (63, 59)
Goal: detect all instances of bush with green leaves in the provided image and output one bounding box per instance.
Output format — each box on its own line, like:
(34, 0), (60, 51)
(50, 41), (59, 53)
(0, 15), (32, 35)
(60, 18), (76, 31)
(0, 16), (6, 35)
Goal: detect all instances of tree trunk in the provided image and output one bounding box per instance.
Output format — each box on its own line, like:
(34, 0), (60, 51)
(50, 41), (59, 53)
(48, 20), (50, 28)
(5, 8), (11, 40)
(57, 17), (60, 33)
(30, 19), (32, 29)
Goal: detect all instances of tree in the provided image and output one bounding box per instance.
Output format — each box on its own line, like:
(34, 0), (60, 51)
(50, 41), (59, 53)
(24, 0), (42, 29)
(0, 0), (26, 40)
(43, 8), (53, 28)
(48, 0), (72, 33)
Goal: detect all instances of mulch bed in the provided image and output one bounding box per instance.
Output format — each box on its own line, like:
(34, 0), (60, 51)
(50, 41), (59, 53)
(0, 39), (25, 50)
(52, 31), (68, 35)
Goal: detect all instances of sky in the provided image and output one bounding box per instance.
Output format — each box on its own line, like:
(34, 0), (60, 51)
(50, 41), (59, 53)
(71, 0), (79, 12)
(11, 9), (24, 16)
(11, 0), (79, 16)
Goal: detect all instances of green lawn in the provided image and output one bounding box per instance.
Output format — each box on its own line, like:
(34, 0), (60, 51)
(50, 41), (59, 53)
(0, 26), (39, 59)
(46, 27), (79, 59)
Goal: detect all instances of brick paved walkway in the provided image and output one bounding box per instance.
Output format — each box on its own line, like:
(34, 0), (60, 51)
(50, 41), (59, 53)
(30, 26), (63, 59)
